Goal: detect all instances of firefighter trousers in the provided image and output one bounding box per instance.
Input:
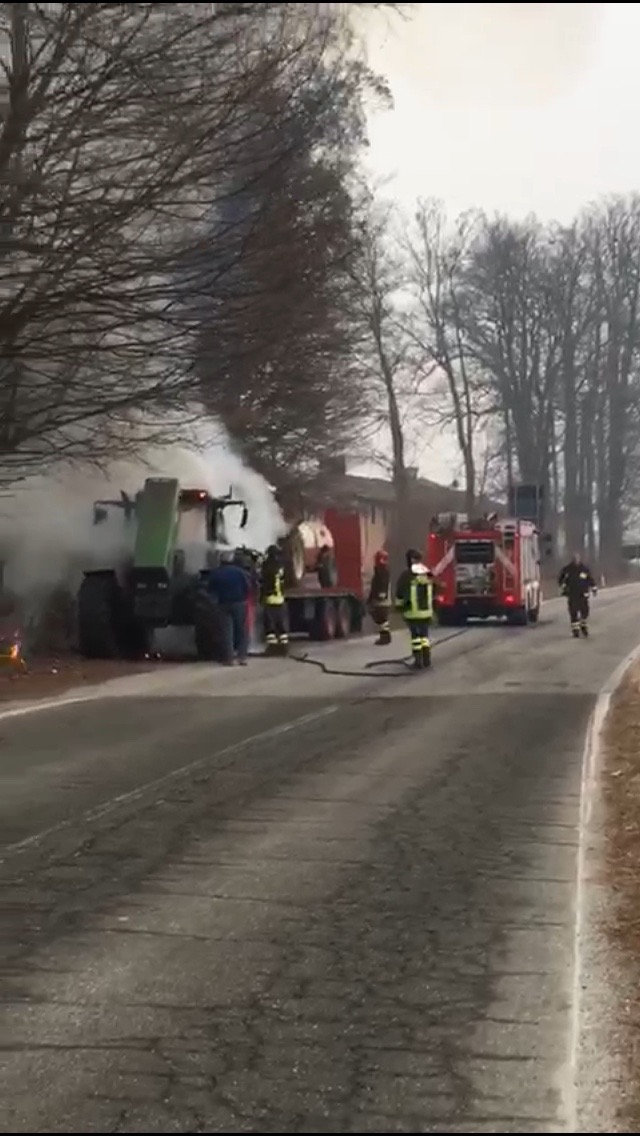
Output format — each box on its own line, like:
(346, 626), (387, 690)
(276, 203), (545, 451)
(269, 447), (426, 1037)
(263, 604), (289, 651)
(567, 594), (590, 635)
(406, 619), (431, 666)
(370, 604), (391, 642)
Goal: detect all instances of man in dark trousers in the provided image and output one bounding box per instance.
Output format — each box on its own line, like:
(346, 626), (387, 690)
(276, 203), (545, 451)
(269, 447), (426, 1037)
(260, 544), (289, 656)
(368, 548), (392, 645)
(207, 550), (251, 665)
(395, 548), (435, 670)
(558, 552), (597, 638)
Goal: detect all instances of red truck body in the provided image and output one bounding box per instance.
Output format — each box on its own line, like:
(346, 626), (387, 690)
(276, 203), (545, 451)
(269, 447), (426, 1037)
(426, 514), (542, 627)
(282, 508), (382, 640)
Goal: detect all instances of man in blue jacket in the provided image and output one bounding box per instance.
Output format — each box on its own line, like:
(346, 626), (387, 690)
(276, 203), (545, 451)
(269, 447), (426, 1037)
(207, 550), (251, 666)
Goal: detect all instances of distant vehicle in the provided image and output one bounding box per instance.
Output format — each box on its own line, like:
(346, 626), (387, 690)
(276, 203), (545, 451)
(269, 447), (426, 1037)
(426, 512), (542, 627)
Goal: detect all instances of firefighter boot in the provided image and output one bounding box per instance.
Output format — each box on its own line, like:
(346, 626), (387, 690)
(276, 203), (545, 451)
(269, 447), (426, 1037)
(411, 649), (424, 671)
(421, 644), (432, 669)
(278, 638), (290, 656)
(581, 621), (589, 638)
(375, 628), (392, 646)
(571, 626), (580, 639)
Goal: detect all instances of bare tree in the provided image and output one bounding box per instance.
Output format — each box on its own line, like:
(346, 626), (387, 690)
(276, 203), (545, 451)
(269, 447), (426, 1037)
(349, 197), (434, 561)
(405, 199), (485, 517)
(0, 2), (386, 483)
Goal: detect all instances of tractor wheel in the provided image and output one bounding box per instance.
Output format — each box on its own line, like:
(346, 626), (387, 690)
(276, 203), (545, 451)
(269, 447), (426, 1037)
(334, 598), (351, 639)
(77, 575), (124, 659)
(311, 598), (337, 641)
(193, 592), (226, 661)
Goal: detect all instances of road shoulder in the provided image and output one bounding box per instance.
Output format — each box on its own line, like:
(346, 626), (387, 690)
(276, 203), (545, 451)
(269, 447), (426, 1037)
(577, 654), (640, 1132)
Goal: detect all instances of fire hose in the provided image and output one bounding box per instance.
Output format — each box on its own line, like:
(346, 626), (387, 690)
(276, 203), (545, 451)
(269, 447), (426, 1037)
(264, 627), (470, 678)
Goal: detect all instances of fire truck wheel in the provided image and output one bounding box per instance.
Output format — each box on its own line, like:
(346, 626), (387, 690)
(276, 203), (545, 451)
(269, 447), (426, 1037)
(507, 606), (528, 627)
(528, 601), (540, 624)
(334, 599), (351, 639)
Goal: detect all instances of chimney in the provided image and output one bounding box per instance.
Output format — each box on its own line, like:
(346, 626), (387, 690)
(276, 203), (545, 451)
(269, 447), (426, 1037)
(320, 456), (347, 477)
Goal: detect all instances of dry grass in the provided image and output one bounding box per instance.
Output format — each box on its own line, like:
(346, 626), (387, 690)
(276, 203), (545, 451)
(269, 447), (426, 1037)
(602, 662), (640, 1129)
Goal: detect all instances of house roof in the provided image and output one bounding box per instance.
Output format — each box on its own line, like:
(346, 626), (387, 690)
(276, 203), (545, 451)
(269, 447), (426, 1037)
(301, 472), (502, 514)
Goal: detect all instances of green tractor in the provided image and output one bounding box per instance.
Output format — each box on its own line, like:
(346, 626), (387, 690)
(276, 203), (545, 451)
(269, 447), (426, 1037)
(77, 477), (249, 661)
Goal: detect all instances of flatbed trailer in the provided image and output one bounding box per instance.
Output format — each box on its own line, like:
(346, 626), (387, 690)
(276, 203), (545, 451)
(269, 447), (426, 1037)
(284, 584), (364, 641)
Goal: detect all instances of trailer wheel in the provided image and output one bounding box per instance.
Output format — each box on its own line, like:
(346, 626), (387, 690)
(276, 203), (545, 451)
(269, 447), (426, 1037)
(312, 598), (337, 641)
(334, 598), (351, 639)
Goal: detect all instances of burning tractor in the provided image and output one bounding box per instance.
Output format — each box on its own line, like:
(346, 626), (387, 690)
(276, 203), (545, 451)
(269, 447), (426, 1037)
(77, 477), (249, 661)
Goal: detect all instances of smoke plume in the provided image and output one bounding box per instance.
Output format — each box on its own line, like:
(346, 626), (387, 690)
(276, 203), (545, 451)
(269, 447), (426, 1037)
(0, 418), (286, 608)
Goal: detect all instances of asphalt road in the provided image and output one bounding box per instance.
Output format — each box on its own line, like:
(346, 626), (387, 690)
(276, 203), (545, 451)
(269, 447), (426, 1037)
(2, 587), (640, 1134)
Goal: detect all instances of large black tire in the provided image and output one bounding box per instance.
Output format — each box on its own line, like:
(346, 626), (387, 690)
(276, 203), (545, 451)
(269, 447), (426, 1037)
(334, 598), (351, 639)
(311, 598), (337, 641)
(193, 592), (226, 661)
(507, 605), (528, 627)
(77, 574), (125, 659)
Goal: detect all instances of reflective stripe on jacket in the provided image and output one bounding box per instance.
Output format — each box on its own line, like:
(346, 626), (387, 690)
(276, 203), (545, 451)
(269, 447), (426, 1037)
(395, 572), (434, 620)
(263, 566), (285, 606)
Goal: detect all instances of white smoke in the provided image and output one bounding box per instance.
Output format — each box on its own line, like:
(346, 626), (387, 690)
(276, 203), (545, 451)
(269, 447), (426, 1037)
(0, 417), (286, 604)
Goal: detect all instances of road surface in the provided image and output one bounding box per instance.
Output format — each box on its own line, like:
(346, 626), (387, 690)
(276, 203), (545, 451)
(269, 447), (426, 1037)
(2, 587), (639, 1134)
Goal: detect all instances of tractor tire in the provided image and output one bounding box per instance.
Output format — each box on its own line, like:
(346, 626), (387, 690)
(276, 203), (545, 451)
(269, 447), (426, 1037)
(193, 592), (226, 662)
(77, 574), (125, 659)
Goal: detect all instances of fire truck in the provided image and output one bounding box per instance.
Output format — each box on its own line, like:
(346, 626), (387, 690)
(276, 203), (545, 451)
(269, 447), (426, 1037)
(426, 512), (542, 627)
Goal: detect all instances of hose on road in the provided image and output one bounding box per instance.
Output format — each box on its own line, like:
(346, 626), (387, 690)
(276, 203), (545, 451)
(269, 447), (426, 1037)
(274, 627), (470, 679)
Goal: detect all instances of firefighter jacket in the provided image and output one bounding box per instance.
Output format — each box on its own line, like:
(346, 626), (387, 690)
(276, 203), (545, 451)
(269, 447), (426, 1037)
(395, 566), (435, 621)
(260, 561), (285, 606)
(558, 562), (595, 598)
(367, 563), (391, 607)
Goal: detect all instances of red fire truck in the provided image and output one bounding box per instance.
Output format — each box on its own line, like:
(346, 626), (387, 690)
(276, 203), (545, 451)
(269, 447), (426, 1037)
(426, 512), (542, 627)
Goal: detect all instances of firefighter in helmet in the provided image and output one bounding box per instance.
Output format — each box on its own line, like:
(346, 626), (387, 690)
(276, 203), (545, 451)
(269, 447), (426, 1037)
(394, 548), (435, 670)
(558, 552), (597, 639)
(260, 544), (289, 655)
(368, 548), (392, 645)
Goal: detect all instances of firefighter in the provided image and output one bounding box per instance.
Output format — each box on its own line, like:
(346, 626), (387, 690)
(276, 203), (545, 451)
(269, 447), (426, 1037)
(558, 552), (597, 639)
(395, 548), (435, 670)
(368, 549), (392, 645)
(260, 544), (289, 656)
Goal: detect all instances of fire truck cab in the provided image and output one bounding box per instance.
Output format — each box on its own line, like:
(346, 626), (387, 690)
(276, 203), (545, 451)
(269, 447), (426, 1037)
(426, 512), (542, 627)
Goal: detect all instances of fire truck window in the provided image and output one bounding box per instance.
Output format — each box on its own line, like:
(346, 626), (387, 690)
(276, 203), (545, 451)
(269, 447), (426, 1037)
(455, 540), (494, 564)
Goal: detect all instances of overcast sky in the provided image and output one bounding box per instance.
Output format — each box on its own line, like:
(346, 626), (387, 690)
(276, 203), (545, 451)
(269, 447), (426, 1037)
(352, 3), (637, 484)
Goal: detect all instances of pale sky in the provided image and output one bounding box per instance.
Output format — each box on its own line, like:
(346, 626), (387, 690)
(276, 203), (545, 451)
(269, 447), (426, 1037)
(353, 3), (640, 485)
(364, 3), (640, 223)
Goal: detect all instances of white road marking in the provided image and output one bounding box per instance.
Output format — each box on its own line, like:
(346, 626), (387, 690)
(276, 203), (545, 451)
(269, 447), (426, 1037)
(566, 637), (640, 1131)
(0, 704), (339, 863)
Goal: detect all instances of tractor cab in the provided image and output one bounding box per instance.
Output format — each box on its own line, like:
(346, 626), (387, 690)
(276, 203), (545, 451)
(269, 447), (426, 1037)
(92, 483), (248, 547)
